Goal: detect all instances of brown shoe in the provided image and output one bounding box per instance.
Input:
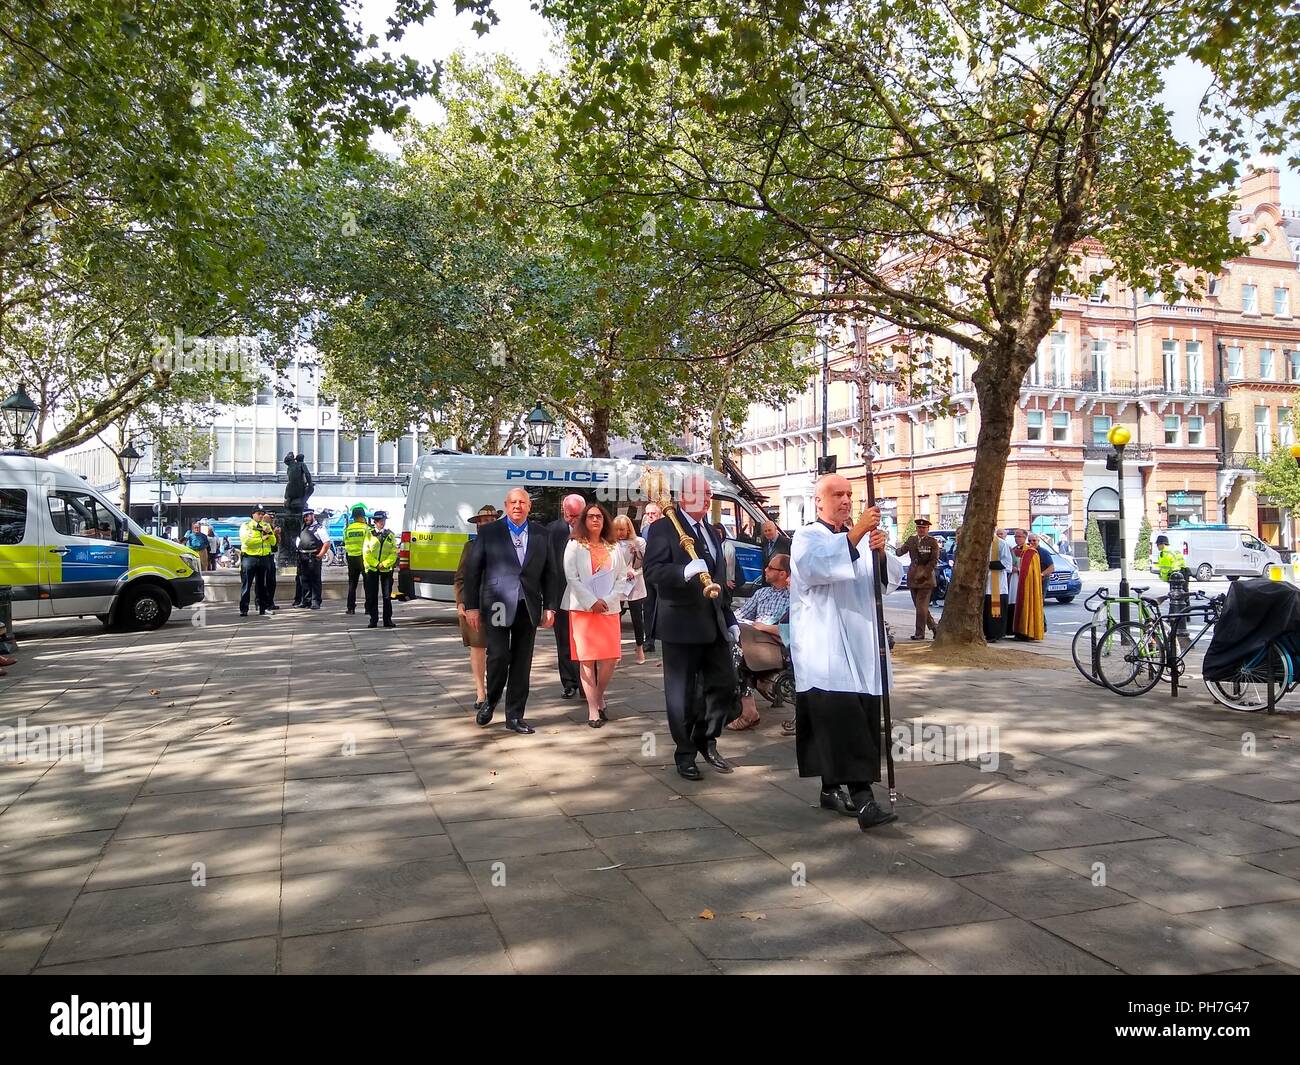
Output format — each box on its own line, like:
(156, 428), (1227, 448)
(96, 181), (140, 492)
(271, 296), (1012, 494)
(0, 654), (14, 667)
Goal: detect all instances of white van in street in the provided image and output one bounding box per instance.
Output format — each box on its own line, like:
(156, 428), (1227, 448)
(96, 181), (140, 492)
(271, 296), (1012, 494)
(1172, 525), (1283, 582)
(0, 453), (205, 629)
(397, 452), (771, 602)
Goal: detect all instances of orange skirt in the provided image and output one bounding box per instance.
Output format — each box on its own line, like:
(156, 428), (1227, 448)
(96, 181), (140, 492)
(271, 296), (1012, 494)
(570, 610), (622, 661)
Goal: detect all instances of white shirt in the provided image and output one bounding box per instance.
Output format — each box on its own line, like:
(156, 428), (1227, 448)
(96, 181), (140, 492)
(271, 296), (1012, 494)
(505, 520), (528, 566)
(987, 538), (1014, 597)
(688, 516), (714, 560)
(789, 520), (902, 695)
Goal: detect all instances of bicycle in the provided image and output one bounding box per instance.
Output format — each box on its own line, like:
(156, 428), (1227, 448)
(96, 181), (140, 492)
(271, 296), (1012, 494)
(1095, 590), (1226, 697)
(1071, 586), (1163, 687)
(1204, 637), (1300, 713)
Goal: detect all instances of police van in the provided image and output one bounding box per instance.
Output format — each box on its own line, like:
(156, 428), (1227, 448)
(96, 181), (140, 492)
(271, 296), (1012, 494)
(397, 452), (771, 602)
(1171, 524), (1284, 582)
(0, 453), (204, 629)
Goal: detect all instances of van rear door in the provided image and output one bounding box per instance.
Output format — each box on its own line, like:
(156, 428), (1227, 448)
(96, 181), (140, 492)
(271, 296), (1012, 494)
(0, 484), (49, 619)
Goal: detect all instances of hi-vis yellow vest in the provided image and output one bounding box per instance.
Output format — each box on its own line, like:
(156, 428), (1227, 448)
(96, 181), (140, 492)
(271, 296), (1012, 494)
(363, 529), (398, 573)
(344, 521), (369, 557)
(240, 521), (276, 557)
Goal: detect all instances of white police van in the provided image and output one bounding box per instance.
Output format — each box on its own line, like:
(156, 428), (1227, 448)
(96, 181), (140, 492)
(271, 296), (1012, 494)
(397, 453), (771, 602)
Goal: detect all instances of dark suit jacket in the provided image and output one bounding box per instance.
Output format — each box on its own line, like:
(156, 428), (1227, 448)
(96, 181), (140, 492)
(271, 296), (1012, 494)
(643, 507), (737, 643)
(462, 518), (559, 628)
(547, 518), (576, 578)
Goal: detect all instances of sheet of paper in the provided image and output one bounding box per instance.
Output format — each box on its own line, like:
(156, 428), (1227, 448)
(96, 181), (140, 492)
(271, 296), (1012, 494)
(586, 564), (617, 601)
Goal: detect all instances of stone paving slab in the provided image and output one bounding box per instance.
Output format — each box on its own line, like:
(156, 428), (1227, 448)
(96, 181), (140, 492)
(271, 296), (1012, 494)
(2, 601), (1298, 974)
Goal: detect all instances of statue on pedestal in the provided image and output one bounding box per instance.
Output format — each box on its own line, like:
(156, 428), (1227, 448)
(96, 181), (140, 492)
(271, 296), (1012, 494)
(279, 452), (315, 566)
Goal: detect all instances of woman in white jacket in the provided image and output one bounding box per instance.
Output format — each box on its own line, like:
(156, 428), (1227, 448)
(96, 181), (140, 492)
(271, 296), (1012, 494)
(612, 514), (648, 664)
(562, 502), (631, 727)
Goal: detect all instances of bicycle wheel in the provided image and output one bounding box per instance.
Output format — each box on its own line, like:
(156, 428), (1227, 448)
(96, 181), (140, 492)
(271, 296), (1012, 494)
(1205, 645), (1292, 713)
(1071, 623), (1105, 686)
(1096, 622), (1166, 697)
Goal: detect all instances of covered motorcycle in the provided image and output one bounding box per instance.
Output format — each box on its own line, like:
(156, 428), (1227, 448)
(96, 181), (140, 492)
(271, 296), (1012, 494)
(1201, 578), (1300, 681)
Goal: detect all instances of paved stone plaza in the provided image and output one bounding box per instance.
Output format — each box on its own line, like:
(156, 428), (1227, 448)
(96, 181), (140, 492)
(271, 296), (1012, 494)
(2, 599), (1298, 975)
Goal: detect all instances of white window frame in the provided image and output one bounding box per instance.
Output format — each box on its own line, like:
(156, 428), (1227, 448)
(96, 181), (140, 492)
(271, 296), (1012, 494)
(1052, 411), (1069, 443)
(1227, 345), (1243, 380)
(955, 415), (968, 446)
(1186, 341), (1204, 392)
(1260, 348), (1275, 380)
(1161, 339), (1179, 390)
(1051, 332), (1068, 385)
(1187, 415), (1204, 446)
(1163, 415), (1181, 444)
(1242, 283), (1258, 314)
(1026, 410), (1044, 442)
(1274, 286), (1289, 317)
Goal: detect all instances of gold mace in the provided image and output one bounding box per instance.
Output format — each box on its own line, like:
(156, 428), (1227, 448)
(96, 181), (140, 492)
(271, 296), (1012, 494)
(641, 466), (721, 599)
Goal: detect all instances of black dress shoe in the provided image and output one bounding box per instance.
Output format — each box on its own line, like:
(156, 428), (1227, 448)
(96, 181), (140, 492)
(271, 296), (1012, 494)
(562, 686), (579, 698)
(345, 608), (355, 615)
(643, 642), (656, 653)
(367, 621), (377, 628)
(857, 798), (898, 831)
(383, 621), (396, 628)
(598, 704), (609, 722)
(504, 720), (535, 735)
(266, 604), (280, 611)
(819, 788), (858, 816)
(475, 703), (494, 727)
(239, 612), (248, 617)
(700, 741), (733, 773)
(676, 762), (703, 781)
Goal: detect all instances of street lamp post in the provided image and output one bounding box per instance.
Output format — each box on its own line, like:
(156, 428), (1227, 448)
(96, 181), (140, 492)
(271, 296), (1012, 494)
(525, 402), (554, 457)
(1107, 424), (1133, 624)
(118, 443), (142, 520)
(1, 386), (39, 449)
(174, 472), (189, 540)
(0, 385), (40, 658)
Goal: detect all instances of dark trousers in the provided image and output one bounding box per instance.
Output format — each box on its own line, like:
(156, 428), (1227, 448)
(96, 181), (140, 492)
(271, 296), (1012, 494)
(296, 556), (323, 607)
(661, 638), (736, 766)
(239, 555), (272, 613)
(910, 587), (937, 637)
(346, 554), (364, 610)
(364, 570), (393, 625)
(625, 599), (645, 645)
(553, 608), (580, 689)
(643, 585), (658, 649)
(487, 606), (539, 723)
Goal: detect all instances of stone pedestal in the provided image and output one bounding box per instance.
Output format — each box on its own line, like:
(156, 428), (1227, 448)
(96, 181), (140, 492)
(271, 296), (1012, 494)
(278, 508), (303, 569)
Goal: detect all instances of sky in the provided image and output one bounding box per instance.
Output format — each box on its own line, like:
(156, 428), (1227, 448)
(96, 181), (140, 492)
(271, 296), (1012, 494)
(360, 0), (1299, 203)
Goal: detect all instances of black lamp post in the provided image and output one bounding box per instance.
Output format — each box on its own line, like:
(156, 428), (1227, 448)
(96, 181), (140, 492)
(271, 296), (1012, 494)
(118, 443), (142, 518)
(1, 385), (39, 448)
(1106, 425), (1133, 623)
(174, 471), (188, 539)
(525, 401), (554, 456)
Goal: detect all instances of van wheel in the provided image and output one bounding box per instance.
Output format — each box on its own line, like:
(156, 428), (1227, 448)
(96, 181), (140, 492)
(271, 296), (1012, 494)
(119, 586), (172, 630)
(1195, 564), (1213, 582)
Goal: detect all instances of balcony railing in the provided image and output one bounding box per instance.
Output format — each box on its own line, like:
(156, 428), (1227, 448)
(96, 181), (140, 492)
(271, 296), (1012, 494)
(1136, 379), (1229, 398)
(1224, 451), (1266, 469)
(1083, 443), (1154, 460)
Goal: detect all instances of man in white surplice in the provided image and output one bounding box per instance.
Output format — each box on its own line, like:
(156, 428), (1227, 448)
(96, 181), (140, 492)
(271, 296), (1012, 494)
(789, 474), (902, 830)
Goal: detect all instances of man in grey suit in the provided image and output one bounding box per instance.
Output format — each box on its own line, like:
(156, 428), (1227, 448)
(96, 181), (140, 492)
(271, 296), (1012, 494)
(463, 488), (560, 734)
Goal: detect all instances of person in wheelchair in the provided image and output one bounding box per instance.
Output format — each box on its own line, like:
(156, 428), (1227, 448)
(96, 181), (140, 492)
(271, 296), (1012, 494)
(727, 554), (792, 732)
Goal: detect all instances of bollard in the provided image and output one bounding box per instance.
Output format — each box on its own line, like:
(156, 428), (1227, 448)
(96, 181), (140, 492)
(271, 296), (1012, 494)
(1167, 569), (1189, 698)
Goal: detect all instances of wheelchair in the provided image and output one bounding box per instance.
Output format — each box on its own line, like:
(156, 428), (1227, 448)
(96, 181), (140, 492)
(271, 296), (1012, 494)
(732, 625), (796, 710)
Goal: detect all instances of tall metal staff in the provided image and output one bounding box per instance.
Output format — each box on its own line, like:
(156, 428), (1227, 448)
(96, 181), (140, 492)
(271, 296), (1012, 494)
(836, 325), (897, 808)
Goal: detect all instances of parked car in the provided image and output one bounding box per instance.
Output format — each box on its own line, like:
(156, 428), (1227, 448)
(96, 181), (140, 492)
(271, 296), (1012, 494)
(1043, 548), (1082, 603)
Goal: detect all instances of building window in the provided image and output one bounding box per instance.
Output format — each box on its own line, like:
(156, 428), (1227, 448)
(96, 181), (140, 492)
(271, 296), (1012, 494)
(256, 377), (273, 405)
(1186, 341), (1204, 391)
(378, 440), (397, 474)
(338, 435), (355, 474)
(297, 429), (316, 469)
(318, 430), (336, 474)
(1164, 415), (1180, 444)
(1092, 415), (1112, 446)
(1090, 278), (1107, 303)
(1028, 343), (1042, 386)
(923, 421), (935, 451)
(1261, 348), (1275, 379)
(1226, 345), (1243, 379)
(1290, 350), (1300, 382)
(955, 415), (967, 446)
(1052, 411), (1069, 442)
(1255, 406), (1271, 456)
(1162, 340), (1178, 389)
(1274, 286), (1289, 317)
(255, 427), (276, 472)
(1091, 339), (1110, 390)
(398, 434), (415, 472)
(951, 348), (966, 392)
(358, 432), (376, 473)
(1187, 415), (1204, 445)
(1280, 408), (1294, 450)
(1242, 284), (1258, 314)
(883, 426), (896, 455)
(1051, 332), (1068, 386)
(1027, 410), (1044, 441)
(234, 428), (254, 474)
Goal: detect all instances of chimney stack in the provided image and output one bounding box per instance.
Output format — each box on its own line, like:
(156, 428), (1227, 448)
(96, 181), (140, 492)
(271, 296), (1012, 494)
(1238, 166), (1281, 211)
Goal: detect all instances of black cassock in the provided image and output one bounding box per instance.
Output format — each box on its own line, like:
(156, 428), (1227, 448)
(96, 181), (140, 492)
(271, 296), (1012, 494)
(795, 688), (882, 784)
(982, 593), (1009, 642)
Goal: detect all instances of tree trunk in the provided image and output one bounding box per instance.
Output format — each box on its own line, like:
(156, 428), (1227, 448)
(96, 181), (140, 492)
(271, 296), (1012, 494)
(588, 406), (612, 458)
(934, 338), (1023, 647)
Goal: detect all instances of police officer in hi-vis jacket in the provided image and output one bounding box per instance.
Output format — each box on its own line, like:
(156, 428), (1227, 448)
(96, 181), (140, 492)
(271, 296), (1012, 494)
(343, 505), (369, 615)
(363, 511), (399, 628)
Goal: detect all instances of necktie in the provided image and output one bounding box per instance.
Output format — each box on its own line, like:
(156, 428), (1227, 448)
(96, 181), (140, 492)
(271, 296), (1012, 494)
(694, 520), (713, 561)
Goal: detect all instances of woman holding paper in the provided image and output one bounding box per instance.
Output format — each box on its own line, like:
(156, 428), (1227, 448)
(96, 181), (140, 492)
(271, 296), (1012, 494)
(563, 502), (630, 727)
